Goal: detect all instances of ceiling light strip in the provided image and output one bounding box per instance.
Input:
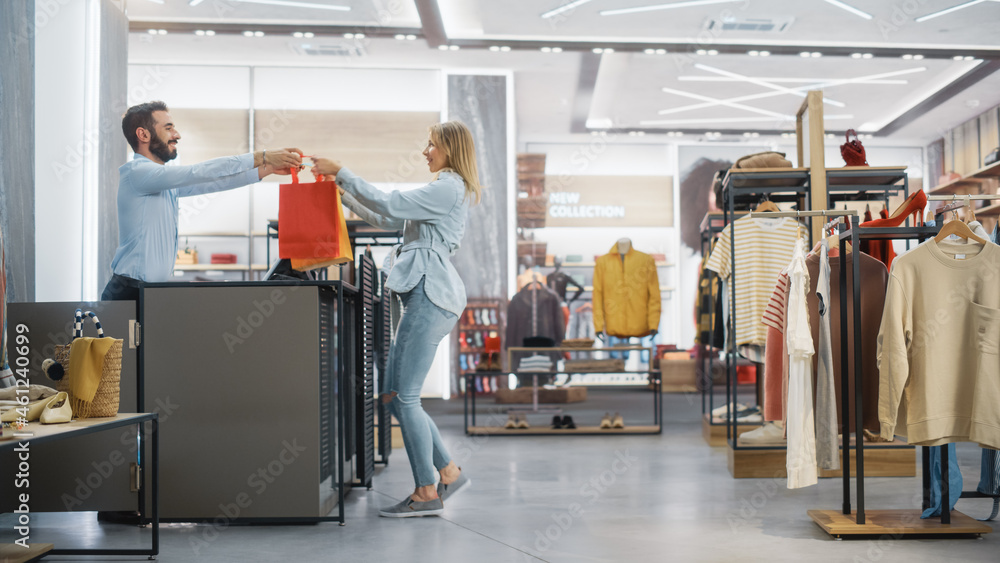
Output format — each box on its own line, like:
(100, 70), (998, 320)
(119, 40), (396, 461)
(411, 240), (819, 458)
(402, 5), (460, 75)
(695, 63), (846, 107)
(915, 0), (989, 22)
(540, 0), (594, 19)
(821, 0), (873, 20)
(677, 77), (909, 85)
(226, 0), (350, 11)
(601, 0), (742, 17)
(660, 87), (793, 119)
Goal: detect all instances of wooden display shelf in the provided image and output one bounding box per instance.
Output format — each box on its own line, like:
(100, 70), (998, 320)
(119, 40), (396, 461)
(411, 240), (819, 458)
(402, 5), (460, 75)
(928, 176), (989, 196)
(727, 437), (915, 479)
(702, 414), (761, 447)
(723, 167), (810, 189)
(808, 509), (992, 538)
(825, 166), (908, 187)
(0, 543), (53, 563)
(468, 425), (660, 436)
(974, 202), (1000, 217)
(971, 160), (1000, 179)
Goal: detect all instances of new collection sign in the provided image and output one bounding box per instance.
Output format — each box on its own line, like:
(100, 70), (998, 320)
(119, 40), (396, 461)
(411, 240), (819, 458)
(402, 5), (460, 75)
(544, 175), (673, 228)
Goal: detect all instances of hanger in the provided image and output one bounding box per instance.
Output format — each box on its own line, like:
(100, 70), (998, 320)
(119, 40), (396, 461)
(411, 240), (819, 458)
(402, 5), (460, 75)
(934, 218), (987, 245)
(575, 302), (592, 313)
(753, 197), (780, 213)
(967, 197), (977, 223)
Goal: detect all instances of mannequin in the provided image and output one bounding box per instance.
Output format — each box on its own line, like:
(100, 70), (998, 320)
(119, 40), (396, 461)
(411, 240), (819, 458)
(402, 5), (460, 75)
(546, 257), (584, 303)
(517, 256), (546, 291)
(596, 238), (658, 340)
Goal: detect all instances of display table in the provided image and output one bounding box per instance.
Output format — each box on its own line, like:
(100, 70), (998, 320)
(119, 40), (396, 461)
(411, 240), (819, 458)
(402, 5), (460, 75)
(0, 413), (159, 558)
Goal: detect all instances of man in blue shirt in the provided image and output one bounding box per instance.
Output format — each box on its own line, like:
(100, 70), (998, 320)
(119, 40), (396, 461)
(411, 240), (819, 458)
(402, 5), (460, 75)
(102, 101), (301, 301)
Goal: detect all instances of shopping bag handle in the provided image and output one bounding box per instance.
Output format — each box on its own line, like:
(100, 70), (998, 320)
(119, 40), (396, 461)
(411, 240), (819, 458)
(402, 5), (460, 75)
(73, 308), (106, 339)
(289, 167), (325, 184)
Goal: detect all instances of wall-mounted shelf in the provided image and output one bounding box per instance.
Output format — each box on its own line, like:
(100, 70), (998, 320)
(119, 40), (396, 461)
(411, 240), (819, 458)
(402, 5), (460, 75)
(928, 161), (1000, 196)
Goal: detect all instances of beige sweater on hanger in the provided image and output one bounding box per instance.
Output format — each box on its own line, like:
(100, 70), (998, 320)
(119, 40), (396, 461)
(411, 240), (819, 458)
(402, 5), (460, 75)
(877, 238), (1000, 449)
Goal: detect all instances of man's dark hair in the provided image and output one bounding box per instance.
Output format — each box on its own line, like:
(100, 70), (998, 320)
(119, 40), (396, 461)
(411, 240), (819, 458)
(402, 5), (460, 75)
(122, 101), (168, 151)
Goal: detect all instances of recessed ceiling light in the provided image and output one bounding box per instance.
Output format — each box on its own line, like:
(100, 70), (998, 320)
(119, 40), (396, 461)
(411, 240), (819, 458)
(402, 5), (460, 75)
(629, 131), (638, 136)
(697, 49), (708, 56)
(591, 131), (600, 136)
(748, 50), (759, 56)
(912, 54), (923, 60)
(293, 32), (304, 38)
(355, 33), (365, 39)
(243, 31), (254, 37)
(655, 48), (666, 55)
(552, 47), (563, 52)
(743, 132), (752, 137)
(593, 47), (604, 54)
(500, 46), (511, 52)
(438, 45), (449, 51)
(811, 52), (823, 58)
(826, 133), (836, 138)
(707, 49), (718, 56)
(205, 30), (215, 36)
(489, 46), (500, 52)
(851, 53), (862, 59)
(902, 54), (913, 60)
(964, 55), (975, 60)
(158, 29), (168, 35)
(801, 52), (812, 57)
(540, 0), (595, 19)
(449, 45), (460, 51)
(344, 33), (354, 39)
(862, 53), (873, 59)
(605, 48), (615, 53)
(406, 34), (416, 40)
(541, 47), (552, 53)
(759, 51), (770, 56)
(953, 55), (964, 60)
(195, 30), (206, 36)
(254, 31), (264, 37)
(394, 34), (406, 40)
(644, 48), (656, 55)
(303, 32), (313, 38)
(637, 131), (645, 136)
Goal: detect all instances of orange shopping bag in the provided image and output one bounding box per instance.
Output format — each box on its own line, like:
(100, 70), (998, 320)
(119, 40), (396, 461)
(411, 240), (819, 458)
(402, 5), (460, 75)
(278, 168), (353, 270)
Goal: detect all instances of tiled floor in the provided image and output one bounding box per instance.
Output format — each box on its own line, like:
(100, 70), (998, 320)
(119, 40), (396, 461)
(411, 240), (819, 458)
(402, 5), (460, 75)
(4, 391), (998, 562)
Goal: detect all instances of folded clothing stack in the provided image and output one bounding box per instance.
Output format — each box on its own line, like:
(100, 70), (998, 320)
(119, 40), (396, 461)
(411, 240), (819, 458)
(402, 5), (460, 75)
(563, 358), (625, 373)
(711, 403), (762, 424)
(518, 354), (554, 372)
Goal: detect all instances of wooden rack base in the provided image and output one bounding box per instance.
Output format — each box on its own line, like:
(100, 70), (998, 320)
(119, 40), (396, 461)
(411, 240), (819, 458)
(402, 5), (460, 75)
(808, 509), (993, 538)
(728, 439), (916, 479)
(467, 425), (660, 436)
(0, 543), (54, 563)
(702, 414), (760, 447)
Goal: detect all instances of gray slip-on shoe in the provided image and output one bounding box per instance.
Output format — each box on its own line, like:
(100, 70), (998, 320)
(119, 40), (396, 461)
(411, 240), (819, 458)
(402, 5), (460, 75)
(378, 497), (444, 518)
(437, 472), (471, 503)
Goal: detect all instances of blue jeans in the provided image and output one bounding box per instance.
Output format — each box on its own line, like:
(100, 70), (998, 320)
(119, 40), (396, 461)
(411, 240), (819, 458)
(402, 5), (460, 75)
(384, 278), (458, 488)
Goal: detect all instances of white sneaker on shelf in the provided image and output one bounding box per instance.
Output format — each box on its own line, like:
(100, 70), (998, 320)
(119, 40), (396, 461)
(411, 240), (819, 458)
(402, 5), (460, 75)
(739, 421), (785, 444)
(710, 402), (749, 418)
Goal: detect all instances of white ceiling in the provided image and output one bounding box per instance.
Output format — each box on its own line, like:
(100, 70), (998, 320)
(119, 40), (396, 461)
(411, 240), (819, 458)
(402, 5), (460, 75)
(124, 0), (1000, 146)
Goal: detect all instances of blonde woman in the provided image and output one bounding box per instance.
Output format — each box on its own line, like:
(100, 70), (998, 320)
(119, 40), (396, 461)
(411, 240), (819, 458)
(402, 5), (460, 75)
(312, 120), (480, 517)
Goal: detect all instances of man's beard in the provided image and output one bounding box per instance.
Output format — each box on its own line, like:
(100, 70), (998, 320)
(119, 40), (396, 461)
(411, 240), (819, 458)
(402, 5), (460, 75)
(149, 135), (177, 163)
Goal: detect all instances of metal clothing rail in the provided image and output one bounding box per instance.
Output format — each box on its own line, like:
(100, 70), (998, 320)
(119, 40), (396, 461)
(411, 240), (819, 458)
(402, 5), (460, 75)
(747, 209), (858, 219)
(835, 217), (944, 525)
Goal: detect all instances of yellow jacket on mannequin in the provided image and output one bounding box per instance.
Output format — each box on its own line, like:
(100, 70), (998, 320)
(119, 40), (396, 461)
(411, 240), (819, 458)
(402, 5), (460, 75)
(593, 242), (661, 337)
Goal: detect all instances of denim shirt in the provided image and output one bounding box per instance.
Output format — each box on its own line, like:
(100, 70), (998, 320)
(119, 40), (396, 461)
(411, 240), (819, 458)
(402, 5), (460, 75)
(336, 167), (468, 316)
(110, 153), (260, 282)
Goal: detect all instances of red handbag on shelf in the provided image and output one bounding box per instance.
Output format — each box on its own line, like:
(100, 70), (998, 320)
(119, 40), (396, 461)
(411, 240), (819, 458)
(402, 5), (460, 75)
(841, 129), (869, 166)
(278, 168), (353, 270)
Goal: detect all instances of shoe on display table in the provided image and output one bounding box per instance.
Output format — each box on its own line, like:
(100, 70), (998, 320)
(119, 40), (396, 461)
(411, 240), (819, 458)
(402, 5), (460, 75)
(739, 421), (785, 444)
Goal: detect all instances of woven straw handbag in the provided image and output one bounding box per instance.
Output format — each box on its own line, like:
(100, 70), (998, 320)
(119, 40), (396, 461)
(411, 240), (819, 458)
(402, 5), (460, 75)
(54, 309), (122, 418)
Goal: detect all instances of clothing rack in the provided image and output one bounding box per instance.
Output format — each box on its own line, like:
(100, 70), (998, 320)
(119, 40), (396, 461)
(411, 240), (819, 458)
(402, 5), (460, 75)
(808, 216), (991, 537)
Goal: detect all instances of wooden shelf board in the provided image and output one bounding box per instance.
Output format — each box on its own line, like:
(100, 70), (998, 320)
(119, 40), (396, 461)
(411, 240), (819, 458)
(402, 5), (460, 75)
(808, 509), (992, 537)
(971, 160), (1000, 179)
(0, 543), (54, 563)
(975, 202), (1000, 217)
(723, 167), (811, 190)
(928, 177), (988, 196)
(468, 425), (660, 436)
(825, 166), (908, 186)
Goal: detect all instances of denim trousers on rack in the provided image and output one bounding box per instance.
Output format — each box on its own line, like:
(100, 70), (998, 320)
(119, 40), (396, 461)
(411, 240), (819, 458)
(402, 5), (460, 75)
(384, 277), (459, 488)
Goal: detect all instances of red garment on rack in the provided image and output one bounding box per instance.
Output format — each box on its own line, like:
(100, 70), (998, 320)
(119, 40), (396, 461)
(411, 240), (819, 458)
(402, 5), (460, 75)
(860, 209), (897, 270)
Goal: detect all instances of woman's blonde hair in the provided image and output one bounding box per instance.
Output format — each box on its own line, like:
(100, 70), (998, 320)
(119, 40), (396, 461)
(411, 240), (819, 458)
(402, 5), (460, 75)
(430, 120), (483, 204)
